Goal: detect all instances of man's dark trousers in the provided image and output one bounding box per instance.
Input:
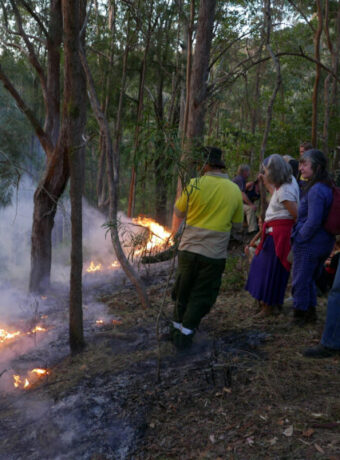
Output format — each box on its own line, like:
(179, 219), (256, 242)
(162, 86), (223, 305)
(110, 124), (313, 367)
(172, 250), (226, 335)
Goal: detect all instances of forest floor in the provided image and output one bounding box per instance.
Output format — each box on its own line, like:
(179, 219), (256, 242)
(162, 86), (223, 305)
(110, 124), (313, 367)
(1, 249), (340, 459)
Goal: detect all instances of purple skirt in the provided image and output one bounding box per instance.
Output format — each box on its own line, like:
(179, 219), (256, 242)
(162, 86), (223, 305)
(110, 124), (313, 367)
(245, 235), (290, 306)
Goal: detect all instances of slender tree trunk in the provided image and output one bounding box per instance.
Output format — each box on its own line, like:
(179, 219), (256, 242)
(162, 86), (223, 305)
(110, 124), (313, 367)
(172, 0), (217, 232)
(96, 0), (116, 210)
(182, 0), (195, 143)
(127, 5), (154, 218)
(260, 0), (281, 220)
(62, 0), (87, 352)
(80, 43), (150, 310)
(260, 0), (281, 163)
(323, 1), (340, 156)
(312, 0), (323, 147)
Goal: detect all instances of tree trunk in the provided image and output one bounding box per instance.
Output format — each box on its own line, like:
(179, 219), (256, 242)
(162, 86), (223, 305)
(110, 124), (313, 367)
(172, 0), (217, 232)
(312, 0), (323, 147)
(127, 4), (154, 218)
(29, 159), (69, 292)
(322, 0), (340, 156)
(0, 0), (73, 293)
(80, 42), (150, 310)
(62, 0), (87, 352)
(260, 0), (282, 163)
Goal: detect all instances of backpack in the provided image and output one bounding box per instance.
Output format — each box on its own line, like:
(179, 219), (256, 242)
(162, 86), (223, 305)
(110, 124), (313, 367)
(324, 186), (340, 235)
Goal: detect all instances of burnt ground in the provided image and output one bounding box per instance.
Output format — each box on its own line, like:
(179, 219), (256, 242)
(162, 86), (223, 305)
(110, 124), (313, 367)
(1, 254), (340, 460)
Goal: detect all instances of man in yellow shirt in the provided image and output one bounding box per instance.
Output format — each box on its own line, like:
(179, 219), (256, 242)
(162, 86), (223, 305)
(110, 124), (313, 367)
(171, 147), (243, 350)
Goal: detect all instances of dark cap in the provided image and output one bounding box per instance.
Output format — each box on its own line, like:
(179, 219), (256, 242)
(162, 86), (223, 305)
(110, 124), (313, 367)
(204, 146), (225, 169)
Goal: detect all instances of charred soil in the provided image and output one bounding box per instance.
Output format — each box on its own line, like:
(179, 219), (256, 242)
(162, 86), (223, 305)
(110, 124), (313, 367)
(0, 257), (340, 459)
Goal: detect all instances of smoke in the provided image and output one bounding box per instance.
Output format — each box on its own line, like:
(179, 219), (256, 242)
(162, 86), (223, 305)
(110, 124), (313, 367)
(0, 178), (151, 394)
(0, 177), (34, 285)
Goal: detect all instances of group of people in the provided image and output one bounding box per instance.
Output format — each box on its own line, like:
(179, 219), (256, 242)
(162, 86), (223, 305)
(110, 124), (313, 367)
(169, 144), (340, 359)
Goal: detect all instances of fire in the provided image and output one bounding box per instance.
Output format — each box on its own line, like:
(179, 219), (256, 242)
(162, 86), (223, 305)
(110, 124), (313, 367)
(86, 261), (103, 272)
(31, 368), (48, 376)
(0, 328), (21, 343)
(30, 326), (47, 333)
(0, 323), (48, 346)
(13, 368), (49, 389)
(109, 260), (120, 269)
(132, 216), (173, 253)
(96, 320), (104, 325)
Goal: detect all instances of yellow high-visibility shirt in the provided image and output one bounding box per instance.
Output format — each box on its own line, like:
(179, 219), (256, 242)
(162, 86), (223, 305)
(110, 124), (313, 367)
(175, 172), (243, 233)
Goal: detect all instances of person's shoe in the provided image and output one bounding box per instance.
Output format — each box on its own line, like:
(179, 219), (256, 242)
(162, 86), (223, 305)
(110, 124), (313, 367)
(303, 344), (340, 358)
(172, 329), (194, 350)
(306, 306), (317, 323)
(292, 308), (317, 326)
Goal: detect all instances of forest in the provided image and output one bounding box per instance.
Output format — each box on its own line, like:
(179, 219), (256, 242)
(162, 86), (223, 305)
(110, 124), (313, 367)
(0, 0), (340, 458)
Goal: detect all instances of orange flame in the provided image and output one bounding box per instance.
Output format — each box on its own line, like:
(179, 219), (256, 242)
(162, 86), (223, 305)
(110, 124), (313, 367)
(31, 368), (48, 376)
(86, 261), (103, 273)
(13, 368), (49, 389)
(0, 328), (21, 343)
(109, 260), (120, 269)
(132, 216), (173, 253)
(30, 326), (47, 334)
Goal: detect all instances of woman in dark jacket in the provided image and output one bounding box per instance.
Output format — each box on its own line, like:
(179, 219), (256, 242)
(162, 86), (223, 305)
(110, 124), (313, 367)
(292, 149), (335, 326)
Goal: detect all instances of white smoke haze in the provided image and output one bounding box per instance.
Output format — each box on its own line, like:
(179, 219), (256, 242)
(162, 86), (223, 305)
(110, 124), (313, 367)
(0, 178), (151, 394)
(0, 177), (34, 285)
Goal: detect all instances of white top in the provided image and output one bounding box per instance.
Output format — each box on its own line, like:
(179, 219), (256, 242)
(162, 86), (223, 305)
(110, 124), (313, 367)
(265, 176), (299, 222)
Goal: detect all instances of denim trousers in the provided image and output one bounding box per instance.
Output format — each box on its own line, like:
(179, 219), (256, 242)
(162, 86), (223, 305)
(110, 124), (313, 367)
(321, 262), (340, 350)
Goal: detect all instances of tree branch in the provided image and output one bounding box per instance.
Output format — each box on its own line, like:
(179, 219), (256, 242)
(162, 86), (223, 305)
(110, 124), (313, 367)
(9, 0), (47, 98)
(287, 0), (315, 32)
(0, 64), (53, 157)
(19, 0), (49, 38)
(209, 49), (340, 95)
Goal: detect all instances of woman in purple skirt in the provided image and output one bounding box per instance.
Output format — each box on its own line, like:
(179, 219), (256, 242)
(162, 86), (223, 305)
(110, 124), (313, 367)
(245, 154), (299, 315)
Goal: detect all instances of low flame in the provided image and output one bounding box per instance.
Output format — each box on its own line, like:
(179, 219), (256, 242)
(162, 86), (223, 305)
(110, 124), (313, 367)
(86, 261), (103, 273)
(31, 368), (48, 376)
(109, 261), (120, 269)
(0, 328), (21, 343)
(0, 323), (48, 346)
(31, 326), (47, 333)
(13, 368), (49, 389)
(132, 216), (173, 253)
(96, 320), (104, 325)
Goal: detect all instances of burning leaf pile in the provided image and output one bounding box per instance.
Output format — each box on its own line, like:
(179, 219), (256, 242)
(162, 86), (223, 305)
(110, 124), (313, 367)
(85, 216), (173, 272)
(13, 368), (49, 390)
(132, 216), (173, 254)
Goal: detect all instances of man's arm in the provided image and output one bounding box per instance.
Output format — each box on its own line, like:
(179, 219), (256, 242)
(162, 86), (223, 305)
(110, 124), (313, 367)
(172, 207), (185, 235)
(242, 191), (256, 209)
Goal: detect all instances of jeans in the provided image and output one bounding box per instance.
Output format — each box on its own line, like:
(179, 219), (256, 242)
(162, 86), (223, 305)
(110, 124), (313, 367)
(321, 262), (340, 350)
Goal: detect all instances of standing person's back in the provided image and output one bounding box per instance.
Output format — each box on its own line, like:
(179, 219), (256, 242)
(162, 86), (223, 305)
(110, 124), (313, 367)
(171, 147), (243, 350)
(177, 172), (243, 258)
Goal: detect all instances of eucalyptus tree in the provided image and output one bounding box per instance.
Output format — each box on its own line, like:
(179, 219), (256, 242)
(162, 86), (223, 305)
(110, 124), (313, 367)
(0, 0), (67, 292)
